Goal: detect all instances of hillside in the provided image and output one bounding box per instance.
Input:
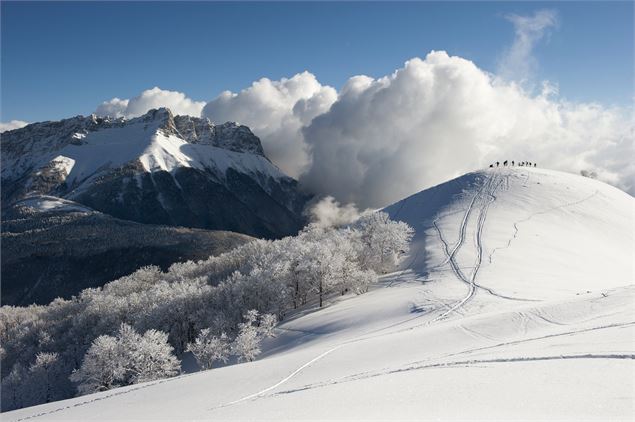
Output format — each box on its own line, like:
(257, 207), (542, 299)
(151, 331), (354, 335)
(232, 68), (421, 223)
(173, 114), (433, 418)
(5, 167), (634, 421)
(1, 196), (253, 306)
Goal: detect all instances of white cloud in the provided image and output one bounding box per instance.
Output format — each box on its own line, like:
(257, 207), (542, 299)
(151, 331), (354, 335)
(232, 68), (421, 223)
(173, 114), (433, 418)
(0, 120), (29, 133)
(202, 72), (337, 178)
(95, 87), (205, 119)
(306, 196), (368, 228)
(298, 51), (633, 207)
(498, 9), (559, 83)
(95, 97), (129, 118)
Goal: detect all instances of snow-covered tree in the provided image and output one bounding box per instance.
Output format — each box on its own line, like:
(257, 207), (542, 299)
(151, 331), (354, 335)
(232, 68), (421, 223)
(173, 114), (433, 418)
(70, 324), (180, 394)
(259, 313), (278, 338)
(232, 311), (262, 362)
(187, 329), (230, 370)
(69, 335), (124, 394)
(354, 212), (414, 273)
(128, 328), (181, 383)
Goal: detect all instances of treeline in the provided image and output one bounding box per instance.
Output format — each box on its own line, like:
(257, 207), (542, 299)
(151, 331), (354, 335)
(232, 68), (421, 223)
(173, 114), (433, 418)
(0, 212), (413, 411)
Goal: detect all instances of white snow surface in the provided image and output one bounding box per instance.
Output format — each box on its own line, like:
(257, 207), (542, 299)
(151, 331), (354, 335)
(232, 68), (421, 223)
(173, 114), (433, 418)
(6, 167), (635, 421)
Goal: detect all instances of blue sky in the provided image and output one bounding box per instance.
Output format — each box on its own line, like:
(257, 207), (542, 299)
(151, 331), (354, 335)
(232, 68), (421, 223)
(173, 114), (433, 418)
(1, 1), (633, 123)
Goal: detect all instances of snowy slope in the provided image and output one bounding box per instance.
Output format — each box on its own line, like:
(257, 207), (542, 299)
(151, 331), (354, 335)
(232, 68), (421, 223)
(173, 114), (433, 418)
(384, 167), (634, 300)
(6, 168), (634, 421)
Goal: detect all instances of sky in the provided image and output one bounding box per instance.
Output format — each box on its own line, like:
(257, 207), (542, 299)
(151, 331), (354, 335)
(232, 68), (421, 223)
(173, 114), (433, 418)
(1, 1), (633, 123)
(1, 1), (633, 204)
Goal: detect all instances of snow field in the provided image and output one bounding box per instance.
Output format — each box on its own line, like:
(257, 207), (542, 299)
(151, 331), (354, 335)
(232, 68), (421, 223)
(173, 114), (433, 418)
(6, 167), (634, 421)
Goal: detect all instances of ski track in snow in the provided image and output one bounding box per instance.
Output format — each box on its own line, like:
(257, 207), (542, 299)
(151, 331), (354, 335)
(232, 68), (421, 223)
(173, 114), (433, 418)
(432, 171), (530, 304)
(270, 353), (635, 397)
(208, 172), (506, 412)
(10, 374), (199, 422)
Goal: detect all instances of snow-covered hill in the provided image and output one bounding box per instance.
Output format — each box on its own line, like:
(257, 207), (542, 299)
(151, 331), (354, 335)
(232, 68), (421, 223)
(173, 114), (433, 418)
(6, 167), (634, 421)
(1, 108), (309, 238)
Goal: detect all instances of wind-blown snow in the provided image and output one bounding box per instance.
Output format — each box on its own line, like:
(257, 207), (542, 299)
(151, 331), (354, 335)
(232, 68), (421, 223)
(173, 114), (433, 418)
(6, 168), (634, 421)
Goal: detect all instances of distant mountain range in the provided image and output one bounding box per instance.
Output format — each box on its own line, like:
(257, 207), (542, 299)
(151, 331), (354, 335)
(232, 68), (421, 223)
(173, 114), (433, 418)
(1, 108), (311, 305)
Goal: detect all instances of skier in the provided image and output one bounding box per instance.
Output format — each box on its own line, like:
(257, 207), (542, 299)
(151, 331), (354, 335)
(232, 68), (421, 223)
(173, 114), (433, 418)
(511, 160), (515, 166)
(534, 163), (536, 167)
(489, 164), (493, 168)
(503, 160), (508, 166)
(496, 161), (500, 167)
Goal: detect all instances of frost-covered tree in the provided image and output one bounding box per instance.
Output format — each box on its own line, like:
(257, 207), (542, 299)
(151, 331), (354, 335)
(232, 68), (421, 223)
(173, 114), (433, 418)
(187, 329), (230, 370)
(232, 311), (262, 362)
(355, 212), (414, 273)
(70, 324), (180, 394)
(259, 313), (278, 338)
(127, 328), (181, 383)
(69, 334), (123, 394)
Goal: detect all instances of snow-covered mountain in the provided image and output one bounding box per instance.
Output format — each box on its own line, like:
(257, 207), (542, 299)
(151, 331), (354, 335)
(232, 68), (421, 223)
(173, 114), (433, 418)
(1, 108), (310, 238)
(6, 167), (633, 421)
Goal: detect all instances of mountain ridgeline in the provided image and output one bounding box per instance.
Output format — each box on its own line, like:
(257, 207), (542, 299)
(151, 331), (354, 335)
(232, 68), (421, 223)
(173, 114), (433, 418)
(1, 108), (310, 238)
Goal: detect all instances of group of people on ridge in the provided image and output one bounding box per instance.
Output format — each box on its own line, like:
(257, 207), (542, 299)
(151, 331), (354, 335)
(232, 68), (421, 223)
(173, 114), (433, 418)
(489, 160), (536, 168)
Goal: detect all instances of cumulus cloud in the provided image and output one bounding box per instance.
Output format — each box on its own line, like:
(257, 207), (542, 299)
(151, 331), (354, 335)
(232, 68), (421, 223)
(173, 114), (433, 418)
(94, 97), (129, 118)
(95, 87), (205, 119)
(0, 120), (29, 133)
(298, 51), (633, 207)
(498, 9), (559, 83)
(202, 72), (337, 178)
(306, 196), (368, 228)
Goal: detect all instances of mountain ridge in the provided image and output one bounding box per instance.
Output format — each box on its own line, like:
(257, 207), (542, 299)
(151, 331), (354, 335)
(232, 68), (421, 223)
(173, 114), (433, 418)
(1, 108), (310, 238)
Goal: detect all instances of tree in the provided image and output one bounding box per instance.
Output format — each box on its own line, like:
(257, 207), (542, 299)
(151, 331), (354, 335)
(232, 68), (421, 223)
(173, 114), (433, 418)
(187, 329), (230, 370)
(29, 352), (61, 404)
(232, 311), (262, 362)
(259, 313), (278, 338)
(128, 328), (181, 383)
(355, 212), (414, 273)
(70, 324), (180, 395)
(1, 363), (27, 411)
(69, 335), (124, 395)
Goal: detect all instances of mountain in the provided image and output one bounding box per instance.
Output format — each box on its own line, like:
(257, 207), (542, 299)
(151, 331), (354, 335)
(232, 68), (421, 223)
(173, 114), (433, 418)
(1, 195), (253, 306)
(6, 167), (633, 420)
(1, 108), (310, 239)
